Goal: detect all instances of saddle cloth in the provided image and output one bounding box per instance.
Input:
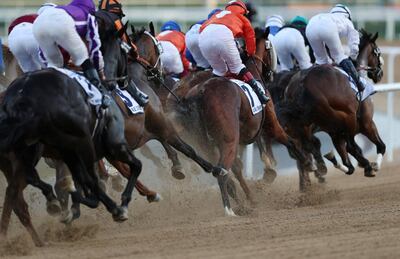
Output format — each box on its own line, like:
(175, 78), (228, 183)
(54, 67), (102, 106)
(115, 88), (144, 115)
(334, 67), (376, 102)
(230, 79), (262, 115)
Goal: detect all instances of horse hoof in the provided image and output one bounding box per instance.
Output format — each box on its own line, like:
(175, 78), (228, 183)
(46, 200), (61, 216)
(370, 162), (379, 172)
(147, 193), (162, 203)
(318, 177), (326, 184)
(316, 163), (328, 176)
(60, 211), (74, 225)
(171, 165), (185, 180)
(364, 169), (376, 177)
(113, 207), (128, 222)
(224, 207), (237, 217)
(263, 168), (277, 184)
(111, 175), (125, 192)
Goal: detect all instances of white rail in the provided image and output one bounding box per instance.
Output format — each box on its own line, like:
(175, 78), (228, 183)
(244, 46), (400, 178)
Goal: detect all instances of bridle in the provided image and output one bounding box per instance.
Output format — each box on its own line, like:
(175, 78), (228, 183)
(358, 43), (383, 80)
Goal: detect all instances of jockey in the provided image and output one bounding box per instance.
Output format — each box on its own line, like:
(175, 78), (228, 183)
(98, 0), (148, 106)
(306, 4), (364, 91)
(156, 21), (190, 78)
(7, 3), (56, 72)
(33, 0), (111, 107)
(265, 14), (284, 42)
(273, 16), (312, 71)
(199, 0), (269, 104)
(185, 8), (221, 70)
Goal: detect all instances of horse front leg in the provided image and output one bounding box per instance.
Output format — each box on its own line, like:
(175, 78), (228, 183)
(160, 141), (185, 180)
(346, 137), (375, 177)
(331, 134), (355, 175)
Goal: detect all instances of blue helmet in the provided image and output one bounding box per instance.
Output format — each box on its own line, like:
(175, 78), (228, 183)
(208, 8), (221, 19)
(161, 20), (181, 32)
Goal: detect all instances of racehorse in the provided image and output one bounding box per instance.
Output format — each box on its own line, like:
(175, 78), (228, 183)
(167, 27), (311, 215)
(273, 29), (385, 189)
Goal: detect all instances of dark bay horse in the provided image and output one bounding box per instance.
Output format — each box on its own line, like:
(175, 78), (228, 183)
(167, 28), (311, 215)
(274, 29), (385, 189)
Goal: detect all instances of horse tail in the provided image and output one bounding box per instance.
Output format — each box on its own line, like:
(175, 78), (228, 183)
(0, 95), (37, 152)
(274, 70), (312, 127)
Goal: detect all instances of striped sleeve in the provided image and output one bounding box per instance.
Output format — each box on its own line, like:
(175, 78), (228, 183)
(86, 14), (104, 72)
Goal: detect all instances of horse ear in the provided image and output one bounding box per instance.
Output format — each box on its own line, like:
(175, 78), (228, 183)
(117, 21), (129, 38)
(372, 32), (379, 42)
(264, 27), (270, 39)
(149, 21), (155, 37)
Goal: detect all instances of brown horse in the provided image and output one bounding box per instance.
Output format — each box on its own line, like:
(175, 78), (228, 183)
(274, 29), (385, 189)
(167, 28), (311, 215)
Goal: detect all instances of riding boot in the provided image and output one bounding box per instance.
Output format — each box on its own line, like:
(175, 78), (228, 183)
(339, 58), (365, 92)
(81, 59), (111, 108)
(238, 68), (269, 104)
(124, 80), (149, 107)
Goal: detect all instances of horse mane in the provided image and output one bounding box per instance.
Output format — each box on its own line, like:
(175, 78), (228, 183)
(359, 29), (374, 51)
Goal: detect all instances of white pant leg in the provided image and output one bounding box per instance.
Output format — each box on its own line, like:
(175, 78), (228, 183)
(8, 23), (43, 72)
(185, 24), (210, 69)
(289, 29), (312, 69)
(320, 28), (347, 64)
(199, 24), (244, 76)
(159, 41), (183, 75)
(33, 8), (88, 68)
(273, 29), (295, 71)
(306, 16), (330, 65)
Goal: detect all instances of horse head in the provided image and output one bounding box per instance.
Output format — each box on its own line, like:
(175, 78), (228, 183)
(95, 10), (129, 80)
(358, 29), (383, 83)
(253, 27), (276, 83)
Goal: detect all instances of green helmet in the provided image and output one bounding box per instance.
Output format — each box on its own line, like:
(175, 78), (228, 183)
(290, 16), (308, 26)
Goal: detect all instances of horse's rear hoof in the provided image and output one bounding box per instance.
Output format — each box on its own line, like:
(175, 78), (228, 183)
(370, 162), (380, 172)
(60, 211), (74, 225)
(147, 193), (162, 203)
(263, 168), (277, 184)
(364, 169), (376, 177)
(46, 200), (61, 216)
(171, 165), (185, 180)
(113, 207), (128, 222)
(224, 207), (237, 217)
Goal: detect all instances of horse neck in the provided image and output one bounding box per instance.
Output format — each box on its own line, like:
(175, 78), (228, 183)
(357, 44), (370, 77)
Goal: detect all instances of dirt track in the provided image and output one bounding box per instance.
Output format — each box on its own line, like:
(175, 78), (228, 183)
(1, 161), (400, 259)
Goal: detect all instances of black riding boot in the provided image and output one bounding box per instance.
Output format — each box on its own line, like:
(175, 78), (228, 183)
(238, 68), (269, 104)
(81, 59), (111, 108)
(339, 58), (364, 92)
(124, 80), (149, 107)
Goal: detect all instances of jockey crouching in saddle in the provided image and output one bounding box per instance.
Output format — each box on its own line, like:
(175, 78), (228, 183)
(7, 3), (57, 72)
(185, 8), (222, 71)
(156, 21), (191, 79)
(306, 4), (365, 92)
(198, 0), (269, 104)
(265, 14), (284, 43)
(273, 16), (313, 71)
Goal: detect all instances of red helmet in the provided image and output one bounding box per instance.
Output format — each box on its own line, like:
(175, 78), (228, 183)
(225, 0), (248, 15)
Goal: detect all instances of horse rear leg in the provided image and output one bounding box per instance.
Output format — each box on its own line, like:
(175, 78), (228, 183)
(331, 135), (355, 175)
(108, 160), (160, 202)
(161, 141), (185, 180)
(346, 137), (375, 177)
(255, 136), (277, 183)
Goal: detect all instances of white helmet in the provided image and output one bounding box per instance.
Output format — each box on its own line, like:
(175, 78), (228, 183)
(330, 4), (352, 20)
(37, 2), (57, 15)
(265, 14), (284, 28)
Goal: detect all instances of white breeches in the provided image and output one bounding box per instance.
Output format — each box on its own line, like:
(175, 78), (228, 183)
(33, 7), (88, 68)
(159, 41), (183, 75)
(185, 24), (210, 69)
(273, 28), (312, 71)
(8, 23), (44, 72)
(306, 15), (347, 64)
(199, 24), (245, 76)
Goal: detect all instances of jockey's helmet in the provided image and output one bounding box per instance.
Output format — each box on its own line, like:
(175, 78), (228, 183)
(265, 14), (284, 28)
(290, 16), (308, 27)
(330, 4), (352, 21)
(208, 8), (222, 19)
(225, 0), (248, 15)
(37, 2), (57, 15)
(161, 21), (181, 32)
